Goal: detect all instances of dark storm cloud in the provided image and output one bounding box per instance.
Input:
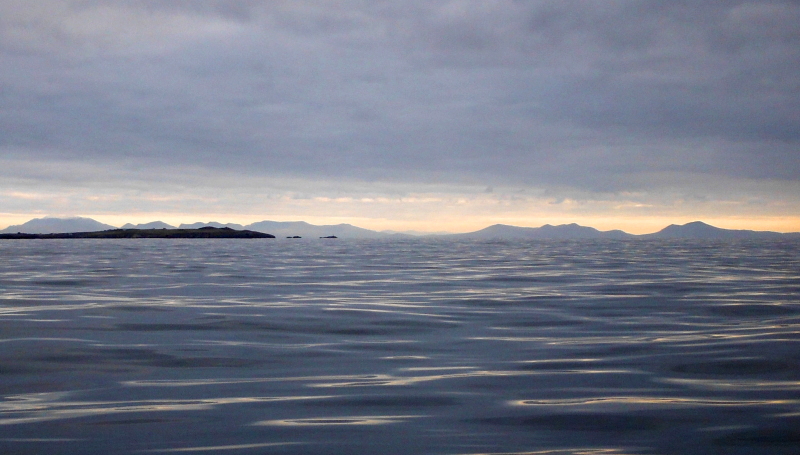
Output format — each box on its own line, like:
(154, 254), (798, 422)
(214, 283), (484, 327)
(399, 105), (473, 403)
(1, 0), (798, 193)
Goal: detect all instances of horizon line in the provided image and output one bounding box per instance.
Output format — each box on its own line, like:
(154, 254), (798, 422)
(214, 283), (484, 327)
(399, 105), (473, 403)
(2, 216), (800, 236)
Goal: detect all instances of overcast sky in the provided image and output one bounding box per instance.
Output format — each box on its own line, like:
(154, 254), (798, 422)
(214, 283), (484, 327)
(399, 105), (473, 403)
(1, 1), (799, 233)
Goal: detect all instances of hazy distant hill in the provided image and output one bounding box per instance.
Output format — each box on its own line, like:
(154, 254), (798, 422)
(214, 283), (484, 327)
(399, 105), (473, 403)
(245, 220), (392, 238)
(452, 223), (633, 239)
(121, 221), (176, 229)
(178, 221), (245, 230)
(0, 217), (117, 234)
(641, 221), (787, 239)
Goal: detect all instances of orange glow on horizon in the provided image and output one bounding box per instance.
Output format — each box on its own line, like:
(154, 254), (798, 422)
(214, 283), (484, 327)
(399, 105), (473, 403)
(2, 212), (798, 235)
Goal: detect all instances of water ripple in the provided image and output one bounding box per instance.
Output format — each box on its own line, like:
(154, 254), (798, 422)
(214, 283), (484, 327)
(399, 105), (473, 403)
(0, 238), (798, 454)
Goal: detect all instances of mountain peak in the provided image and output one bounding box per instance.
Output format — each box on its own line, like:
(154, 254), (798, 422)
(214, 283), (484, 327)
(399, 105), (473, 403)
(684, 221), (712, 227)
(457, 223), (630, 239)
(645, 221), (784, 239)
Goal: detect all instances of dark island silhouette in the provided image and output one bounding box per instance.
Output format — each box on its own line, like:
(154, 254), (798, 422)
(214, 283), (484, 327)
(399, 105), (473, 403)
(0, 226), (275, 239)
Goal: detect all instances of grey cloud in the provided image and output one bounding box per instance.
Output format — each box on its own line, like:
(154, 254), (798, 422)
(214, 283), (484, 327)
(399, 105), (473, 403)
(0, 0), (798, 197)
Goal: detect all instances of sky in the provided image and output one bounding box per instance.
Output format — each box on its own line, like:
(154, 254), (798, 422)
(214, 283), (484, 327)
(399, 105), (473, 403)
(1, 1), (799, 234)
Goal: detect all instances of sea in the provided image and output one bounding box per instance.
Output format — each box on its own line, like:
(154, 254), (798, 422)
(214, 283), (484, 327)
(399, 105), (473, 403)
(0, 238), (798, 454)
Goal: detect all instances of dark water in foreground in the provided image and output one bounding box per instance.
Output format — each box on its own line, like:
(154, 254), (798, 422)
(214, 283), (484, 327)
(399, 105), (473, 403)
(0, 239), (798, 454)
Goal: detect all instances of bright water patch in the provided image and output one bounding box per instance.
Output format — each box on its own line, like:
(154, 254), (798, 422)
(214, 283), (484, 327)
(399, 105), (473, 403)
(0, 238), (798, 454)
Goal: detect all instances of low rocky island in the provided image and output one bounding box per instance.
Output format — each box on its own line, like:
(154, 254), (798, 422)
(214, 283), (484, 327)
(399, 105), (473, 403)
(0, 226), (275, 239)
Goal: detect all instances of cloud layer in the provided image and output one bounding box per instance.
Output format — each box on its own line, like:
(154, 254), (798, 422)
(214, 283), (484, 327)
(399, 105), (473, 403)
(1, 1), (799, 231)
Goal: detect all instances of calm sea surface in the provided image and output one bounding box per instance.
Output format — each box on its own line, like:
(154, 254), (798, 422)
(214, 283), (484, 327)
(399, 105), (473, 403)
(0, 239), (798, 454)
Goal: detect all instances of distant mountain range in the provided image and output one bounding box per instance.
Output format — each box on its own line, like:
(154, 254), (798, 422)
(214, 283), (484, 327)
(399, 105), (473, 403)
(0, 217), (117, 234)
(177, 221), (243, 230)
(121, 221), (176, 230)
(450, 221), (799, 240)
(1, 217), (798, 240)
(0, 217), (398, 238)
(246, 220), (392, 239)
(451, 223), (632, 239)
